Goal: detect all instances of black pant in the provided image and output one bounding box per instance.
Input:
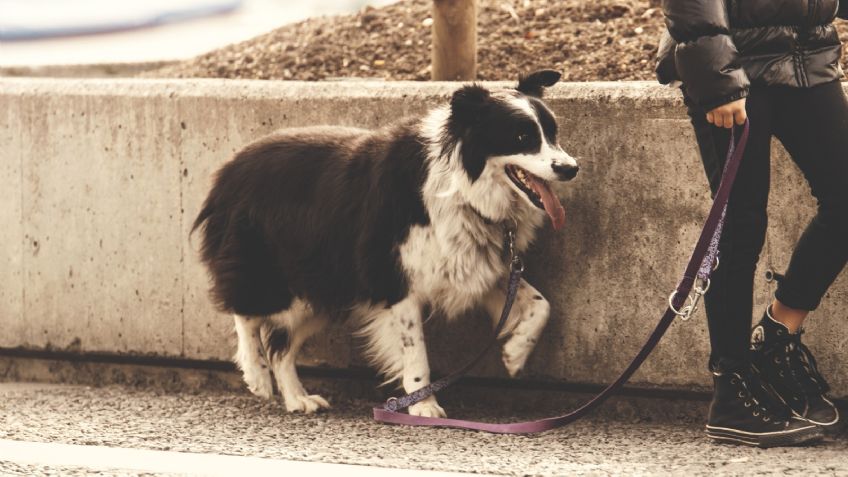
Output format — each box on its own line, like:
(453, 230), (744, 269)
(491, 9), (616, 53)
(684, 81), (848, 367)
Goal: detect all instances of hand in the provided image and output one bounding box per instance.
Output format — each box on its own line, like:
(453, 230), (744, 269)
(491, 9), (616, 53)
(706, 98), (747, 128)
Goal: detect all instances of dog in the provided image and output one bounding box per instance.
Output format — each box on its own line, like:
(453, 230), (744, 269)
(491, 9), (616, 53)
(191, 70), (579, 417)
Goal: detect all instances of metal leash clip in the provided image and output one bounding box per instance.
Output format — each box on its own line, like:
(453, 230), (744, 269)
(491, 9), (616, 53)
(384, 397), (398, 412)
(506, 228), (524, 273)
(668, 277), (710, 321)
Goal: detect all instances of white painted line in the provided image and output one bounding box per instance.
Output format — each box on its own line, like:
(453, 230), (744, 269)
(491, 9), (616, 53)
(0, 439), (479, 476)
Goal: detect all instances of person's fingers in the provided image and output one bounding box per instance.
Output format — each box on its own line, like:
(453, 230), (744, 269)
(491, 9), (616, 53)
(707, 99), (746, 128)
(722, 111), (733, 129)
(735, 108), (748, 125)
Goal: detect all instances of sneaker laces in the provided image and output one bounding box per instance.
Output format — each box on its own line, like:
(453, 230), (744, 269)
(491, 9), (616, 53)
(734, 369), (792, 423)
(763, 329), (830, 396)
(786, 331), (831, 395)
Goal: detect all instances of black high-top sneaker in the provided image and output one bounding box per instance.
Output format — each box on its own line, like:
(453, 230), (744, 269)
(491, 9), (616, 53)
(750, 307), (841, 433)
(706, 363), (823, 447)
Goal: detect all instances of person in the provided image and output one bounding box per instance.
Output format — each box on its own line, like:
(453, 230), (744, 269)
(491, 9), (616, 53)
(656, 0), (848, 447)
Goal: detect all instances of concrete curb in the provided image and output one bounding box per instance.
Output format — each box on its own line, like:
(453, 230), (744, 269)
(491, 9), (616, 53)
(1, 78), (845, 397)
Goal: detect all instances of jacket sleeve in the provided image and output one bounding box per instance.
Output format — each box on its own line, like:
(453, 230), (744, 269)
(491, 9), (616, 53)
(662, 0), (750, 111)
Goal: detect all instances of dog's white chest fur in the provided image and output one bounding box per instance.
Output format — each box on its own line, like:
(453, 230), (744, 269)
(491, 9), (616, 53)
(212, 72), (572, 418)
(400, 220), (505, 316)
(399, 199), (543, 317)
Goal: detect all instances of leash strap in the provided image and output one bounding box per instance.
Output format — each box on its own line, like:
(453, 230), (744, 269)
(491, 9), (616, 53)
(374, 120), (750, 434)
(382, 252), (523, 413)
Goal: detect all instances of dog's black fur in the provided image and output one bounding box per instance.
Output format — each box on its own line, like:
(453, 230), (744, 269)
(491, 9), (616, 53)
(192, 124), (431, 315)
(192, 72), (563, 318)
(191, 71), (576, 415)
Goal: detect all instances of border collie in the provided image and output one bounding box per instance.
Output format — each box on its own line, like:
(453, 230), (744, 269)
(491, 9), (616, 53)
(192, 70), (578, 417)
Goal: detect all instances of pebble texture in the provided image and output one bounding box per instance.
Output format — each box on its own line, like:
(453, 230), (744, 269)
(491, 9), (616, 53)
(147, 0), (848, 83)
(149, 0), (667, 82)
(1, 383), (847, 476)
(0, 461), (164, 477)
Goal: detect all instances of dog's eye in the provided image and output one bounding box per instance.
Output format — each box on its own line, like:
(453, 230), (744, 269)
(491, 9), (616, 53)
(516, 133), (528, 144)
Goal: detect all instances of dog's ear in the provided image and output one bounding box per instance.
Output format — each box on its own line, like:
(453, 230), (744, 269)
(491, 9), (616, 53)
(448, 85), (490, 182)
(516, 70), (562, 97)
(450, 84), (490, 126)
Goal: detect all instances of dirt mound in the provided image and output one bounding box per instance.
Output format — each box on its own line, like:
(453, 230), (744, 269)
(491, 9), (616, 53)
(150, 0), (666, 81)
(150, 0), (848, 82)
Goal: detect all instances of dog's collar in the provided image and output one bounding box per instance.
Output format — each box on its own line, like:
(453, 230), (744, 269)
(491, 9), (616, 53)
(463, 205), (521, 260)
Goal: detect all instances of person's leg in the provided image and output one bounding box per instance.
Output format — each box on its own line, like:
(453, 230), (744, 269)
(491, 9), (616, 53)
(771, 80), (848, 321)
(684, 89), (822, 447)
(684, 88), (772, 369)
(770, 300), (807, 333)
(750, 80), (848, 430)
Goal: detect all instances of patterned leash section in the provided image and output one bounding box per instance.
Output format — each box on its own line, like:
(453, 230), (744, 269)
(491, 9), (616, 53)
(374, 120), (750, 433)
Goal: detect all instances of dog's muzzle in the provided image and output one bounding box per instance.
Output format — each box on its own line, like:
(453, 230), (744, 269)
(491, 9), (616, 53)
(551, 162), (579, 181)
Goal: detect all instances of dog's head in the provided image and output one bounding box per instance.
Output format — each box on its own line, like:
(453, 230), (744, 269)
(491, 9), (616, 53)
(442, 70), (577, 230)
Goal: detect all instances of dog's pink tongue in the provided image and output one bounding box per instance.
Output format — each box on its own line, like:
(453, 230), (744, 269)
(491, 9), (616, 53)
(526, 175), (566, 230)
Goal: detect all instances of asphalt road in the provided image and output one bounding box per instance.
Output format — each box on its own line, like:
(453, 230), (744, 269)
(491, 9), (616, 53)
(1, 382), (846, 476)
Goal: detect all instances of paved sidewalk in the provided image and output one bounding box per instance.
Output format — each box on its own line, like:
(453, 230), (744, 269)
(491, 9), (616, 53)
(0, 438), (470, 476)
(1, 382), (846, 476)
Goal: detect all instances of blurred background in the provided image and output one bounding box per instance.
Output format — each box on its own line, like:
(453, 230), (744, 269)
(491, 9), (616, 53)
(0, 0), (398, 67)
(1, 0), (672, 82)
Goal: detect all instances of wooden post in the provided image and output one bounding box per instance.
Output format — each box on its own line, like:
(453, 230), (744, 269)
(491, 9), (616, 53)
(431, 0), (477, 81)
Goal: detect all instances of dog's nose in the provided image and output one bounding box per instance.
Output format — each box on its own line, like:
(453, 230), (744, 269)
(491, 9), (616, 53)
(552, 163), (579, 180)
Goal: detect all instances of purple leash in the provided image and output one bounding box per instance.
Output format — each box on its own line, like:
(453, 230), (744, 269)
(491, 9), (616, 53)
(374, 120), (750, 434)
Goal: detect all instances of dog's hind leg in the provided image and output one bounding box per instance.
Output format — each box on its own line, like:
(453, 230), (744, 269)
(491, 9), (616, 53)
(484, 278), (551, 377)
(233, 315), (274, 399)
(264, 299), (330, 413)
(357, 297), (446, 418)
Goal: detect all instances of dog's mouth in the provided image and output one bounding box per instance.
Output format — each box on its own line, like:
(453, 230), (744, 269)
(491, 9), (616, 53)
(505, 165), (566, 230)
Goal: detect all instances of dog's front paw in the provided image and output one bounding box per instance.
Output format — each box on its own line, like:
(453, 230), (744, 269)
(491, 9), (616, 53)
(284, 394), (331, 414)
(408, 396), (447, 418)
(241, 367), (274, 399)
(246, 373), (275, 399)
(502, 336), (535, 377)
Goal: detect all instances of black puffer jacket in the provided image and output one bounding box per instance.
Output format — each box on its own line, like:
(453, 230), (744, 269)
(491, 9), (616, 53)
(657, 0), (847, 110)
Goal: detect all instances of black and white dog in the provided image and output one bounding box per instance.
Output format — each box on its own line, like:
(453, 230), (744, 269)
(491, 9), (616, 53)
(192, 70), (578, 417)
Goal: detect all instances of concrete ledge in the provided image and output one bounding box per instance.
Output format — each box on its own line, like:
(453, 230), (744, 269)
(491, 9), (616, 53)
(1, 78), (845, 397)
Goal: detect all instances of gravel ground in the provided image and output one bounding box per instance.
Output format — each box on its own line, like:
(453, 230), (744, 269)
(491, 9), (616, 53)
(1, 382), (847, 476)
(149, 0), (668, 81)
(149, 0), (848, 83)
(0, 461), (164, 477)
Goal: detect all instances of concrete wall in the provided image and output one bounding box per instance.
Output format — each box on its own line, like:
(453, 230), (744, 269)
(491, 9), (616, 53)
(1, 78), (845, 396)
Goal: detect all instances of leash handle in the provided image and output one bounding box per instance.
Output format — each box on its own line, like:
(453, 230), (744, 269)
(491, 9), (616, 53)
(375, 120), (750, 433)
